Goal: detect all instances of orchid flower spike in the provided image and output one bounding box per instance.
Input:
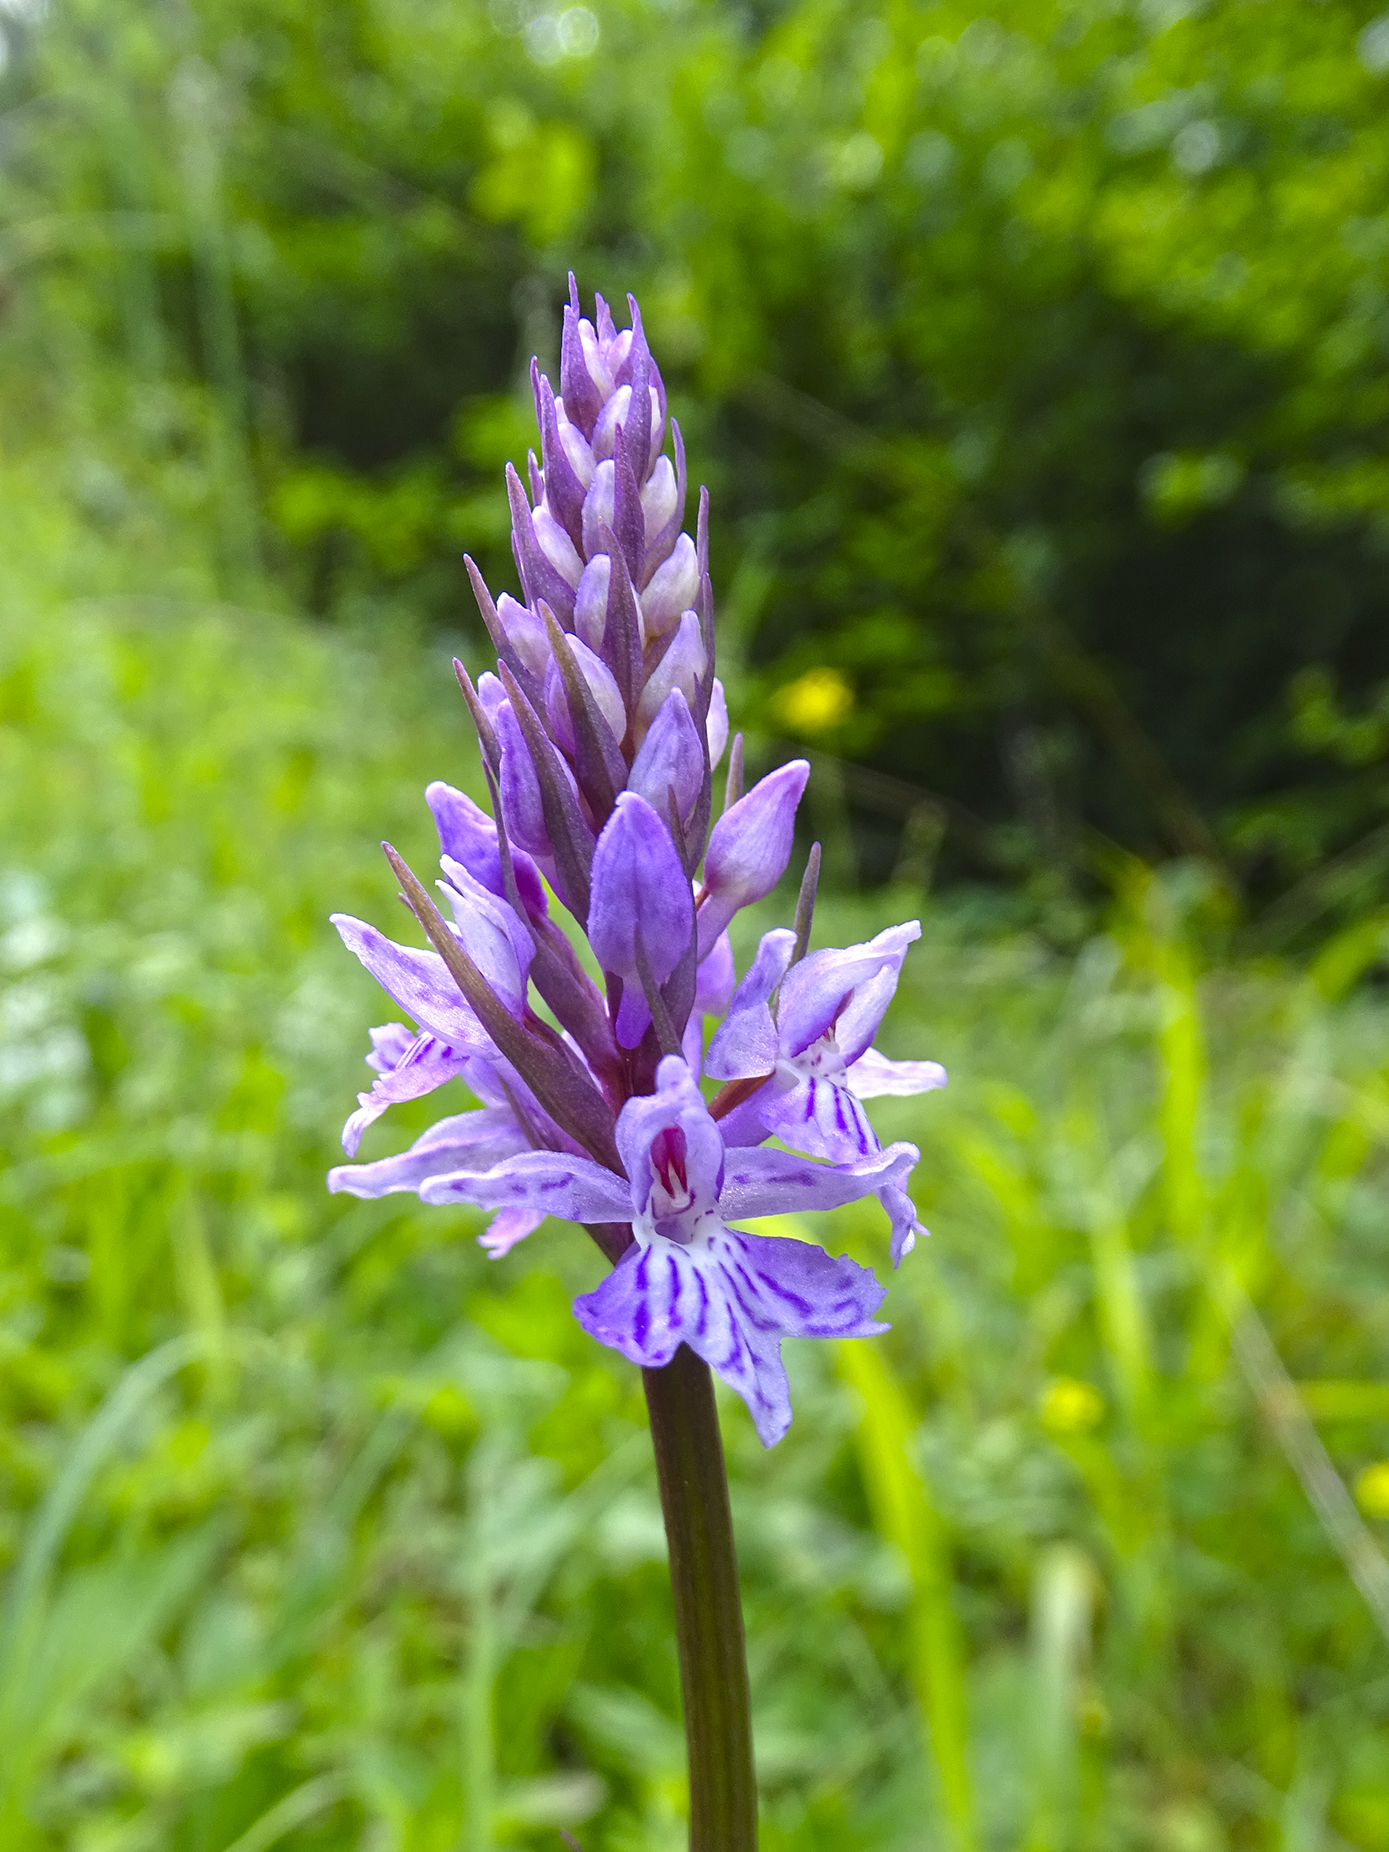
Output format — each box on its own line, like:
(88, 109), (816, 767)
(327, 280), (948, 1442)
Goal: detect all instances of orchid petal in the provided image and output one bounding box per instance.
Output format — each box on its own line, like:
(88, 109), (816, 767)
(757, 1075), (880, 1165)
(573, 1224), (886, 1446)
(846, 1048), (949, 1099)
(328, 1107), (530, 1197)
(717, 1140), (918, 1221)
(704, 929), (795, 1080)
(418, 1147), (631, 1223)
(332, 914), (489, 1051)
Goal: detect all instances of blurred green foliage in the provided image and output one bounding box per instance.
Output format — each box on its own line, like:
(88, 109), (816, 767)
(4, 0), (1389, 923)
(7, 2), (1389, 1848)
(4, 441), (1389, 1845)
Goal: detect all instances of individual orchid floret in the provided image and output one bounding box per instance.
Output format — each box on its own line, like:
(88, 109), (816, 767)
(587, 793), (696, 1047)
(696, 759), (811, 956)
(420, 1057), (916, 1444)
(707, 921), (947, 1263)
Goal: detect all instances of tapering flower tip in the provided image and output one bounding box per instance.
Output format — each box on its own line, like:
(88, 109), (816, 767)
(636, 610), (708, 737)
(629, 687), (704, 823)
(640, 532), (699, 640)
(438, 861), (536, 1018)
(425, 781), (548, 921)
(543, 636), (626, 757)
(588, 792), (696, 1047)
(696, 759), (811, 957)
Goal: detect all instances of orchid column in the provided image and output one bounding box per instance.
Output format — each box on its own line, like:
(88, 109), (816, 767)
(327, 281), (946, 1850)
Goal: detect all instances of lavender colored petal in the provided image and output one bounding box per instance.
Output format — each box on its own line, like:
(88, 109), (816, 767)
(698, 761), (810, 957)
(365, 1021), (414, 1074)
(573, 1223), (886, 1446)
(636, 610), (706, 735)
(756, 1075), (880, 1165)
(877, 1181), (928, 1267)
(718, 1140), (919, 1221)
(426, 780), (548, 921)
(778, 922), (921, 1065)
(704, 928), (795, 1080)
(846, 1048), (949, 1099)
(328, 1107), (530, 1197)
(332, 914), (488, 1051)
(419, 1147), (631, 1222)
(479, 1207), (546, 1257)
(341, 1029), (469, 1155)
(706, 677), (729, 770)
(438, 861), (534, 1017)
(694, 931), (736, 1017)
(713, 1086), (774, 1150)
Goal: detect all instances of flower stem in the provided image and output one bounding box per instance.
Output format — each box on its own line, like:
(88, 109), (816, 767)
(643, 1345), (757, 1851)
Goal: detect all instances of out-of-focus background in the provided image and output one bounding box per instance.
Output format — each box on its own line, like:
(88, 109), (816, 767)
(4, 0), (1389, 1846)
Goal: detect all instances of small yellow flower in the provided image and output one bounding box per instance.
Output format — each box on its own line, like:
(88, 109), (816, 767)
(772, 667), (853, 735)
(1355, 1459), (1389, 1519)
(1040, 1376), (1105, 1435)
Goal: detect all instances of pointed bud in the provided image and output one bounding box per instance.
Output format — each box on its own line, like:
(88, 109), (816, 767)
(574, 553), (611, 652)
(640, 533), (698, 639)
(544, 634), (626, 757)
(641, 456), (678, 548)
(588, 792), (696, 1048)
(628, 687), (704, 823)
(637, 610), (707, 736)
(697, 759), (811, 956)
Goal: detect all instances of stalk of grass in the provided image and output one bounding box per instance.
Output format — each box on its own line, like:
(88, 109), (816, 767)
(836, 1333), (978, 1852)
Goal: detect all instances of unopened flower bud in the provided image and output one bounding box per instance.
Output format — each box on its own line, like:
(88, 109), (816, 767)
(544, 638), (627, 756)
(706, 678), (729, 770)
(697, 759), (810, 956)
(588, 792), (695, 1047)
(533, 502), (584, 588)
(574, 554), (611, 652)
(629, 687), (704, 822)
(637, 611), (707, 734)
(581, 461), (616, 560)
(641, 456), (679, 551)
(556, 400), (595, 486)
(496, 593), (551, 677)
(497, 701), (553, 862)
(438, 860), (535, 1018)
(641, 534), (698, 639)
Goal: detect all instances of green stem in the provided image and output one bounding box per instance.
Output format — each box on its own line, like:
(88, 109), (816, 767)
(643, 1345), (757, 1851)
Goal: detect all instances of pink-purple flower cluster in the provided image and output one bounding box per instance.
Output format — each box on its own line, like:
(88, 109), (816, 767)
(328, 282), (945, 1445)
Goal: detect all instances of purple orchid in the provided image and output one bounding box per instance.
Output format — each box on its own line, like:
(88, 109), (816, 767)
(327, 280), (947, 1444)
(421, 1057), (912, 1443)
